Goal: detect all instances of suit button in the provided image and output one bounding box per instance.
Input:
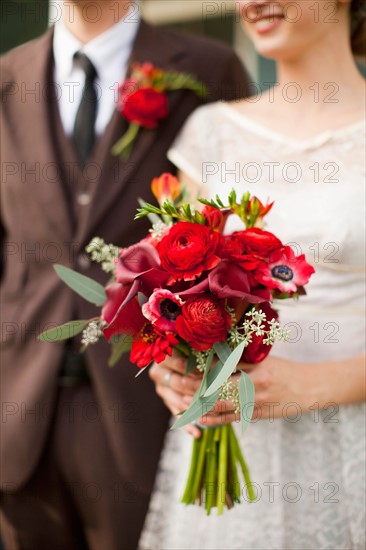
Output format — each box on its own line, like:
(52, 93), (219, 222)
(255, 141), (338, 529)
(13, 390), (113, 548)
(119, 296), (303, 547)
(77, 192), (91, 206)
(77, 254), (91, 270)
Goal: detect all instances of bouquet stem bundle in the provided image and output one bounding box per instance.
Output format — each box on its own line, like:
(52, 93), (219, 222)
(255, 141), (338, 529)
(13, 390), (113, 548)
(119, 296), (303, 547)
(182, 424), (255, 515)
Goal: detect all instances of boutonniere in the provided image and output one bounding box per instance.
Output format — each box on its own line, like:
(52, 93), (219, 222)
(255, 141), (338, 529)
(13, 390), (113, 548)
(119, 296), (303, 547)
(111, 62), (208, 159)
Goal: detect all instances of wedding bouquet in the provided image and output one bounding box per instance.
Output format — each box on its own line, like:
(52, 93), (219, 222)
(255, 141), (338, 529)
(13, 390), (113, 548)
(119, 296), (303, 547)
(40, 173), (315, 515)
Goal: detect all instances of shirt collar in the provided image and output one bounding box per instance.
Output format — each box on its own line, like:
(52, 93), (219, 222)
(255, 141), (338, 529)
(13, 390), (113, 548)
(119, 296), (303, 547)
(53, 5), (140, 83)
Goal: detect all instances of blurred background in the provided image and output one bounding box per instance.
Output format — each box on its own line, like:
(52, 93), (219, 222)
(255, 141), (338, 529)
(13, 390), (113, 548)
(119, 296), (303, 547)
(2, 1), (364, 84)
(0, 0), (278, 88)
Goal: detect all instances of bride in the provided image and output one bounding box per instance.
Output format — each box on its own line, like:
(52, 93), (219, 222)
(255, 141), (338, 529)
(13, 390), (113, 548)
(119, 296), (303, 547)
(140, 1), (366, 548)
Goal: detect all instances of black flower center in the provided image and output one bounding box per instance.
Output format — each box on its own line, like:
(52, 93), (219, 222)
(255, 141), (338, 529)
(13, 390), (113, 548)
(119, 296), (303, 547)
(159, 299), (181, 320)
(271, 265), (294, 281)
(142, 323), (158, 343)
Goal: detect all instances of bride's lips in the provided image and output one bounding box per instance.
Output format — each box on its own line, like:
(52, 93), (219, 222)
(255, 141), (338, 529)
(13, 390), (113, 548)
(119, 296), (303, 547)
(253, 15), (284, 34)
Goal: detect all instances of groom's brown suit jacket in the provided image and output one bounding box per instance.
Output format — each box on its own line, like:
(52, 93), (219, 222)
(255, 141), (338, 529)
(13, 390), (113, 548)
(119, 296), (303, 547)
(0, 18), (249, 532)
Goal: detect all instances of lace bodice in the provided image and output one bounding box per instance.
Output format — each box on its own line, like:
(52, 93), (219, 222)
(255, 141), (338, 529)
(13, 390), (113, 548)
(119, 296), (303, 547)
(140, 102), (366, 550)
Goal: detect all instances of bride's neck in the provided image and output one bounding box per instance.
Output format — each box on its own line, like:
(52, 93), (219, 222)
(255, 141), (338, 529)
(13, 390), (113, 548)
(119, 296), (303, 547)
(275, 37), (364, 111)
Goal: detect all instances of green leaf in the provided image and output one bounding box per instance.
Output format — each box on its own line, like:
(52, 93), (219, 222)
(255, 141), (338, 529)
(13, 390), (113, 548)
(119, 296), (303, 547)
(108, 334), (133, 367)
(199, 348), (215, 396)
(203, 341), (246, 397)
(239, 372), (255, 433)
(206, 359), (223, 386)
(38, 319), (90, 342)
(171, 390), (221, 429)
(137, 198), (162, 225)
(134, 202), (165, 220)
(54, 265), (106, 306)
(215, 195), (225, 208)
(186, 352), (198, 375)
(213, 341), (232, 363)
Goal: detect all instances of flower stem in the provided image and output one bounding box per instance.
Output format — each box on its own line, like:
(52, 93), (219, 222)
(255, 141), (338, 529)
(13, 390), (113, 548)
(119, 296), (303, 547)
(228, 425), (241, 503)
(192, 428), (210, 502)
(217, 424), (228, 515)
(181, 435), (201, 504)
(204, 429), (217, 515)
(111, 123), (140, 159)
(229, 424), (256, 501)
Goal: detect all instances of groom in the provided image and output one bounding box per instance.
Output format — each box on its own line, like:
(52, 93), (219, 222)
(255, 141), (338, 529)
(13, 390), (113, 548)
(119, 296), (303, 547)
(0, 1), (250, 548)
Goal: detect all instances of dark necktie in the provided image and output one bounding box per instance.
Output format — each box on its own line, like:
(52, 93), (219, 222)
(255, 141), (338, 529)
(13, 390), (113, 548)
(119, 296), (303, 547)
(72, 52), (98, 164)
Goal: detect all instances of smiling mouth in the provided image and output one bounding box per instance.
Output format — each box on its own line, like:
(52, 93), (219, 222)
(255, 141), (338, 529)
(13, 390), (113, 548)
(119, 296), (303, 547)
(253, 14), (284, 33)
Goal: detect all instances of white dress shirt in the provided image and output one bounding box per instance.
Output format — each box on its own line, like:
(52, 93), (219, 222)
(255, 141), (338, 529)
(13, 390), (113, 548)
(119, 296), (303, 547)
(53, 10), (140, 136)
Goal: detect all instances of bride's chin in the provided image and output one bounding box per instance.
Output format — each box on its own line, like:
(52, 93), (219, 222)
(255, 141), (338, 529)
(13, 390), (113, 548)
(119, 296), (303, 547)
(250, 39), (298, 62)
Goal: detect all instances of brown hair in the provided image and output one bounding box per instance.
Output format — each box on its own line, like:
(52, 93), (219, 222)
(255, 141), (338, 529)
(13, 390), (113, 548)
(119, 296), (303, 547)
(351, 0), (366, 55)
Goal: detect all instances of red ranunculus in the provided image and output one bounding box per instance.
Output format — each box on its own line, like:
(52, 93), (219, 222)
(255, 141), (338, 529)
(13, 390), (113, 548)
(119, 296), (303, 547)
(130, 323), (178, 368)
(121, 88), (169, 128)
(242, 303), (279, 364)
(157, 222), (221, 284)
(221, 229), (283, 261)
(176, 295), (231, 351)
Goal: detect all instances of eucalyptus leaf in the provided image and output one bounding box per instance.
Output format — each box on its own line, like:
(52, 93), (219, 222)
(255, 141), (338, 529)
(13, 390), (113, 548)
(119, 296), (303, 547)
(213, 341), (232, 364)
(54, 265), (106, 306)
(203, 341), (246, 397)
(206, 359), (223, 386)
(239, 372), (255, 433)
(200, 348), (215, 395)
(38, 320), (90, 342)
(186, 352), (197, 375)
(171, 389), (221, 429)
(108, 334), (134, 367)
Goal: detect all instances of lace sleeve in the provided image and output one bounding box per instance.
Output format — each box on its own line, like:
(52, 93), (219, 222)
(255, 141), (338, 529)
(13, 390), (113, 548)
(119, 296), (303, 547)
(168, 103), (219, 184)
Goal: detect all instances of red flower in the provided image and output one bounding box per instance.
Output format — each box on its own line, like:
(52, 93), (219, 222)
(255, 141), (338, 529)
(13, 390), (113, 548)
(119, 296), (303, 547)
(176, 295), (231, 351)
(208, 261), (271, 303)
(246, 196), (274, 219)
(120, 87), (169, 128)
(256, 246), (315, 294)
(242, 303), (279, 364)
(115, 242), (169, 304)
(202, 205), (224, 231)
(157, 222), (221, 284)
(102, 283), (145, 341)
(221, 229), (282, 262)
(130, 324), (178, 368)
(142, 289), (183, 332)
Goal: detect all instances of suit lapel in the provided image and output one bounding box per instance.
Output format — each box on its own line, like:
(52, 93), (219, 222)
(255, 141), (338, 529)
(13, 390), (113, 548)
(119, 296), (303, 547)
(15, 28), (73, 243)
(75, 20), (191, 245)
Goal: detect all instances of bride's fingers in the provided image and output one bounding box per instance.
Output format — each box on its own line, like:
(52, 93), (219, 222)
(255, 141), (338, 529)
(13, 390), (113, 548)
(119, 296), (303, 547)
(151, 365), (201, 396)
(156, 385), (189, 414)
(165, 351), (189, 374)
(197, 412), (239, 427)
(184, 424), (202, 439)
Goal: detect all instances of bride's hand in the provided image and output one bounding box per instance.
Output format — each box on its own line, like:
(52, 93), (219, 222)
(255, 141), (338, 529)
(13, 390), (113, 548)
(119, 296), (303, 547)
(196, 356), (317, 427)
(149, 351), (203, 438)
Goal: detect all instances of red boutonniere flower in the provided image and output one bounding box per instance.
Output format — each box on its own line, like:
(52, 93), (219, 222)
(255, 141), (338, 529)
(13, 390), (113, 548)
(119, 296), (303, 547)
(111, 62), (207, 159)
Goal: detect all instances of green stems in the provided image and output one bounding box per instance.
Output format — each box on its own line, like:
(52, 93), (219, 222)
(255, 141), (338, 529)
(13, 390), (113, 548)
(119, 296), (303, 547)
(217, 425), (229, 514)
(111, 123), (140, 159)
(230, 424), (256, 502)
(181, 423), (255, 514)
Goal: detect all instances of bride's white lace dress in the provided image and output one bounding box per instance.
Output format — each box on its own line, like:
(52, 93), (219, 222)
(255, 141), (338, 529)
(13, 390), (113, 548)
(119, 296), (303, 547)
(139, 103), (366, 550)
